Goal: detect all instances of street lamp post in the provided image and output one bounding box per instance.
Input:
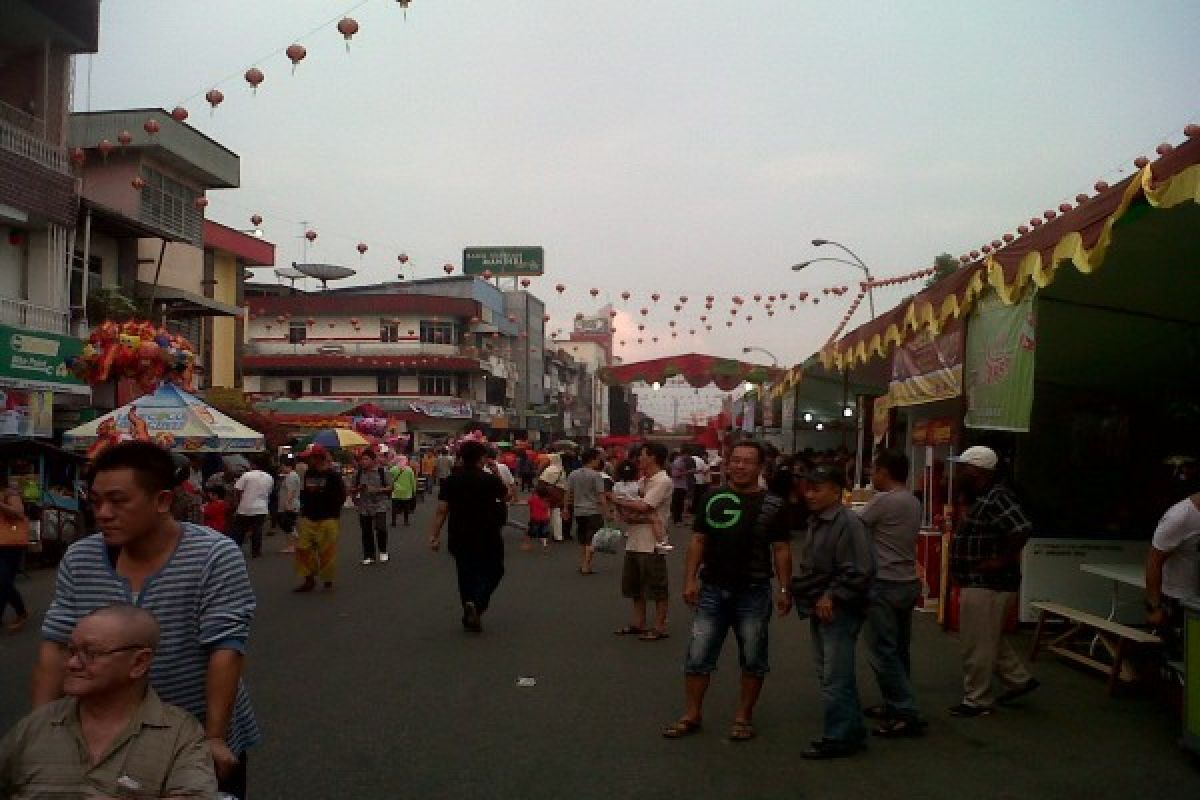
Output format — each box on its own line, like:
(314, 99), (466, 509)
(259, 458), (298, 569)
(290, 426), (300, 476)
(741, 347), (778, 442)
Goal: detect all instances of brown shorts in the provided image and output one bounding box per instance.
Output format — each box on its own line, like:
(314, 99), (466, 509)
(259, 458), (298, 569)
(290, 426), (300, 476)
(622, 551), (669, 601)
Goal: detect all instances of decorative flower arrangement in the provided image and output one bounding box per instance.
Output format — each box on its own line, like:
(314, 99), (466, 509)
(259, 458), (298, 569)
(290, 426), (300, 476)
(68, 320), (197, 392)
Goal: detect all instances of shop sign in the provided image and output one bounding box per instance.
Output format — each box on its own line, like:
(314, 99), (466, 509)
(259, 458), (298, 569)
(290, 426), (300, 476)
(0, 324), (88, 395)
(410, 399), (474, 419)
(911, 417), (954, 445)
(463, 246), (544, 276)
(889, 324), (962, 407)
(964, 290), (1036, 431)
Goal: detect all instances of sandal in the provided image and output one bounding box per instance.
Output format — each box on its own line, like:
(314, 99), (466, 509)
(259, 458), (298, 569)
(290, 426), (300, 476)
(639, 630), (670, 641)
(728, 721), (756, 742)
(614, 625), (646, 635)
(662, 718), (702, 739)
(872, 716), (927, 739)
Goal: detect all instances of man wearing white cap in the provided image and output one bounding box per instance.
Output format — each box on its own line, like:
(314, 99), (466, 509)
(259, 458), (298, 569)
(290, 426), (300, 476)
(947, 446), (1038, 717)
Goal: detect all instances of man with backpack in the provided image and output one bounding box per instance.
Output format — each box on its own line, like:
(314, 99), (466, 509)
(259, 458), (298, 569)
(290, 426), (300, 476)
(353, 449), (392, 565)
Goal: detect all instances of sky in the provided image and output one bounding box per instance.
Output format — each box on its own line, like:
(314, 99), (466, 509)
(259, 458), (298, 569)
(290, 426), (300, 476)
(76, 0), (1200, 369)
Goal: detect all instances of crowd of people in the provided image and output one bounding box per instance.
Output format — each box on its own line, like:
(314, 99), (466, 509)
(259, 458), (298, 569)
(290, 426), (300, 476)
(1, 430), (1196, 795)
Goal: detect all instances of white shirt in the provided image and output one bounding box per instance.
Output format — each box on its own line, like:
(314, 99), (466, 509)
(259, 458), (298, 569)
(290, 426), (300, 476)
(691, 455), (710, 485)
(490, 462), (515, 487)
(1151, 495), (1200, 601)
(233, 469), (274, 516)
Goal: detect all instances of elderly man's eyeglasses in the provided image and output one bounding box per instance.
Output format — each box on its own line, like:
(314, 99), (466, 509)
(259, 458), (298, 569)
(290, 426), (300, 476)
(66, 642), (148, 665)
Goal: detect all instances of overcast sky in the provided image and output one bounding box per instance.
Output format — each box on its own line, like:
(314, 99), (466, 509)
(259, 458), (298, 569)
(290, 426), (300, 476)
(77, 0), (1199, 367)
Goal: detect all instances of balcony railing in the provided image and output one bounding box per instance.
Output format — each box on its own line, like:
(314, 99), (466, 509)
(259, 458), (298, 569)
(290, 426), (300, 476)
(0, 111), (68, 174)
(0, 295), (71, 334)
(246, 339), (481, 359)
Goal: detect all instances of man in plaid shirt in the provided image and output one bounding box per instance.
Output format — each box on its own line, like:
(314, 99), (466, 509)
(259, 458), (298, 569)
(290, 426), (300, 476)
(948, 446), (1039, 716)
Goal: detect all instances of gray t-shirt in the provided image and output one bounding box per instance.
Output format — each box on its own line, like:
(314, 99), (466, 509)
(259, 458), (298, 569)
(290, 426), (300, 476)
(858, 487), (922, 582)
(567, 466), (606, 516)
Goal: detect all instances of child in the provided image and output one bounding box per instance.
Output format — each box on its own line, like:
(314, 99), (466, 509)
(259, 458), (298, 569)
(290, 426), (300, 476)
(525, 486), (552, 551)
(612, 460), (671, 553)
(202, 485), (228, 535)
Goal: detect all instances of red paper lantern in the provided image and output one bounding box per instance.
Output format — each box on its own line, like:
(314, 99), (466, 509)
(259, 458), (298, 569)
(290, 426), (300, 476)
(1043, 210), (1057, 220)
(779, 292), (788, 300)
(651, 293), (660, 302)
(679, 295), (688, 303)
(637, 324), (645, 331)
(669, 320), (676, 327)
(205, 89), (224, 111)
(305, 230), (318, 242)
(639, 308), (648, 316)
(726, 321), (733, 327)
(589, 288), (599, 297)
(608, 310), (617, 318)
(69, 147), (86, 166)
(131, 176), (146, 190)
(97, 139), (114, 159)
(482, 270), (493, 280)
(789, 305), (796, 311)
(520, 277), (530, 288)
(1058, 203), (1072, 213)
(1156, 143), (1173, 157)
(350, 317), (360, 326)
(1030, 217), (1043, 227)
(543, 314), (551, 322)
(705, 295), (714, 303)
(337, 17), (360, 49)
(443, 263), (454, 274)
(1133, 156), (1149, 169)
(250, 214), (263, 227)
(398, 253), (409, 264)
(171, 106), (189, 122)
(194, 196), (208, 210)
(620, 291), (630, 301)
(981, 245), (992, 254)
(1094, 180), (1109, 193)
(753, 294), (762, 302)
(555, 284), (566, 294)
(1075, 193), (1089, 204)
(1017, 225), (1029, 235)
(245, 67), (265, 92)
(306, 317), (316, 326)
(357, 243), (368, 255)
(286, 44), (307, 72)
(117, 130), (133, 147)
(143, 119), (161, 136)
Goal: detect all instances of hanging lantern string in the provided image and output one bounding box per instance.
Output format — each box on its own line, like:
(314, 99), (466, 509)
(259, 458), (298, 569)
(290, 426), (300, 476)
(172, 0), (373, 107)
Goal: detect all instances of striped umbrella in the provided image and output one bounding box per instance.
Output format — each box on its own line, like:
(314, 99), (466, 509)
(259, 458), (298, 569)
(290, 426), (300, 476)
(309, 428), (370, 450)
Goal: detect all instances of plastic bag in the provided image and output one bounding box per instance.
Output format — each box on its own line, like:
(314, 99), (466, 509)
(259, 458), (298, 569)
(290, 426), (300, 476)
(592, 526), (623, 555)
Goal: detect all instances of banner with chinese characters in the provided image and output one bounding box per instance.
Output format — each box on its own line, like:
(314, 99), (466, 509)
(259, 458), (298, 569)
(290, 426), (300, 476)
(964, 289), (1036, 431)
(888, 322), (963, 407)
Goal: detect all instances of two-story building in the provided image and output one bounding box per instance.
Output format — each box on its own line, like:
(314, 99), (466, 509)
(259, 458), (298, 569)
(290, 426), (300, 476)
(0, 1), (100, 433)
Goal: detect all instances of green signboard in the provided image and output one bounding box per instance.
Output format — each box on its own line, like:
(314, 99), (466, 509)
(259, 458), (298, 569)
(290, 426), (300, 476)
(463, 246), (544, 277)
(0, 323), (88, 395)
(964, 289), (1036, 431)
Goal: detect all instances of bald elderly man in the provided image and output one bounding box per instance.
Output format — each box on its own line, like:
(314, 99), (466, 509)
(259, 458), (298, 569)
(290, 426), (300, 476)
(0, 605), (216, 798)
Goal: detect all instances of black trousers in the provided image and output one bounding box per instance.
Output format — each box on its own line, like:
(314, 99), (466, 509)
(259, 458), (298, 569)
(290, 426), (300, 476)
(670, 487), (688, 524)
(453, 551), (505, 612)
(0, 548), (27, 619)
(359, 512), (388, 559)
(230, 514), (266, 557)
(218, 750), (247, 799)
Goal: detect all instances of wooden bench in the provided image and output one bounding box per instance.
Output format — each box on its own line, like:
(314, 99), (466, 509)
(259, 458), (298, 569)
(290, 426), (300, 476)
(1029, 601), (1162, 695)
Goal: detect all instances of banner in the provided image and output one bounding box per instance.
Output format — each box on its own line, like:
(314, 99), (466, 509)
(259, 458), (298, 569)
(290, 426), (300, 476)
(0, 388), (53, 437)
(964, 289), (1036, 431)
(888, 323), (962, 407)
(410, 400), (474, 419)
(0, 324), (87, 395)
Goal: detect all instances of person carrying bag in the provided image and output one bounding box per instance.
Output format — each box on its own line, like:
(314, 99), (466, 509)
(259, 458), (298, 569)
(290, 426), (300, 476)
(0, 486), (31, 631)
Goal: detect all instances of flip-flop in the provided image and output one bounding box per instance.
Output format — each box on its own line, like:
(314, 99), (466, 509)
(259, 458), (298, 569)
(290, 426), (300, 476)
(639, 630), (670, 641)
(662, 718), (702, 739)
(728, 721), (756, 742)
(614, 625), (646, 635)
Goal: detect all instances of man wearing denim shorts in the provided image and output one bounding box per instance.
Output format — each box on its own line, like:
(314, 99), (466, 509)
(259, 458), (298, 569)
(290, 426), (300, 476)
(662, 441), (792, 742)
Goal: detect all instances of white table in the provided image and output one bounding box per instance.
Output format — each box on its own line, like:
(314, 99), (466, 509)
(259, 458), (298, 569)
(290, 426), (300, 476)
(1080, 563), (1146, 621)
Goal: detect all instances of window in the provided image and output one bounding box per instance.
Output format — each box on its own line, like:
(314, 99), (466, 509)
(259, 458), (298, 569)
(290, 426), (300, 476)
(69, 252), (103, 309)
(377, 374), (401, 394)
(288, 322), (307, 343)
(286, 379), (303, 397)
(380, 321), (400, 343)
(310, 377), (332, 395)
(419, 373), (454, 396)
(139, 167), (203, 244)
(420, 320), (457, 345)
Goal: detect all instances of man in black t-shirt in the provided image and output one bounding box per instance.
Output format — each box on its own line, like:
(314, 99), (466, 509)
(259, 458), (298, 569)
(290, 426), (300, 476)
(661, 442), (792, 743)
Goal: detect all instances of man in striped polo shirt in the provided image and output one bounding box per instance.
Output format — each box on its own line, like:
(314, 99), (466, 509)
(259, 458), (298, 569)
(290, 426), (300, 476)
(31, 441), (260, 799)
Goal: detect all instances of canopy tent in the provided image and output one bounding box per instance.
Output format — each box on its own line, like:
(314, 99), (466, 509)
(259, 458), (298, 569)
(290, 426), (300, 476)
(596, 353), (784, 391)
(62, 382), (265, 455)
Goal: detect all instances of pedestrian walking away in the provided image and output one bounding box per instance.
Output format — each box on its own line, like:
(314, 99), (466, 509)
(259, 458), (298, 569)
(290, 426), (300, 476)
(948, 446), (1038, 717)
(429, 441), (509, 633)
(792, 464), (876, 759)
(31, 441), (259, 798)
(228, 456), (274, 558)
(566, 448), (610, 575)
(389, 457), (418, 527)
(662, 441), (792, 743)
(276, 458), (302, 553)
(612, 443), (674, 641)
(859, 449), (926, 737)
(2, 606), (218, 798)
(537, 454), (569, 542)
(293, 444), (347, 593)
(669, 451), (691, 526)
(353, 449), (392, 565)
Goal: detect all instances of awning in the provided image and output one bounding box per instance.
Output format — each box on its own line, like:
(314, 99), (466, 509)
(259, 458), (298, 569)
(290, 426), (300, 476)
(135, 282), (242, 318)
(81, 199), (188, 243)
(822, 135), (1200, 370)
(596, 353), (783, 390)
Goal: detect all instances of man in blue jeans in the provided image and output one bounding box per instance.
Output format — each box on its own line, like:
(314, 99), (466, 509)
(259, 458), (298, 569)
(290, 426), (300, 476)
(860, 449), (925, 736)
(661, 441), (792, 742)
(794, 464), (876, 759)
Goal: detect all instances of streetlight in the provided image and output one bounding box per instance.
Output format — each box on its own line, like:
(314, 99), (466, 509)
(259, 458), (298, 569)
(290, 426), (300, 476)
(741, 346), (779, 366)
(791, 238), (877, 319)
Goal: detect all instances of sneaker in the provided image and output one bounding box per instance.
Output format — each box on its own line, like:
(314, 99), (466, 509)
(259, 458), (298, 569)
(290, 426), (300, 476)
(948, 703), (993, 717)
(378, 552), (390, 563)
(997, 678), (1040, 705)
(361, 558), (374, 566)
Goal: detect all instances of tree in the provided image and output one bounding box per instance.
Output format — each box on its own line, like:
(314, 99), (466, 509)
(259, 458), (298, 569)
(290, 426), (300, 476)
(923, 253), (959, 289)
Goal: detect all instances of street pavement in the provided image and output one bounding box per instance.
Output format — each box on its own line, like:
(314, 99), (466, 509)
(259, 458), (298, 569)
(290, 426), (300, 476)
(2, 492), (1197, 799)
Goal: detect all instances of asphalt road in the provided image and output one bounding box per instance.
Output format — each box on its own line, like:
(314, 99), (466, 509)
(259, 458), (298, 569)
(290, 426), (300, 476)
(2, 493), (1196, 799)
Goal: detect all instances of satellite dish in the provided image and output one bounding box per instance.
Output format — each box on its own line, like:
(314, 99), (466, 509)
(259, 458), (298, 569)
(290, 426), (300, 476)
(292, 262), (355, 291)
(274, 267), (305, 290)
